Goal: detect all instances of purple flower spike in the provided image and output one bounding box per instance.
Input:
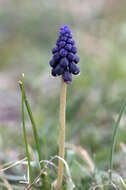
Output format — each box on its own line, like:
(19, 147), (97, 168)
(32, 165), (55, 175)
(49, 25), (80, 84)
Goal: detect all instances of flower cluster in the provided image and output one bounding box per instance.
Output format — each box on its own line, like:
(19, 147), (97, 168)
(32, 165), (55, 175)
(49, 25), (80, 84)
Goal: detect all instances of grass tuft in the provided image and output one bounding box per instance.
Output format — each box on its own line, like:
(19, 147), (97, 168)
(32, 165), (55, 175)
(18, 76), (43, 169)
(21, 73), (33, 185)
(109, 100), (126, 181)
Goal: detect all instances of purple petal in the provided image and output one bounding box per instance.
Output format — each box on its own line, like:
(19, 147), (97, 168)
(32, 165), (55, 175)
(59, 57), (69, 68)
(67, 38), (75, 45)
(63, 70), (72, 84)
(53, 52), (60, 61)
(71, 46), (77, 54)
(69, 62), (80, 75)
(65, 44), (72, 51)
(59, 41), (66, 48)
(49, 59), (57, 68)
(60, 36), (68, 41)
(59, 48), (68, 57)
(74, 55), (80, 63)
(54, 64), (64, 75)
(51, 68), (56, 76)
(68, 53), (75, 61)
(52, 46), (59, 54)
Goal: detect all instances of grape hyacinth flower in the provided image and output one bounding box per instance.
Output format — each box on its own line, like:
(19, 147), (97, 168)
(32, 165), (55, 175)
(50, 25), (80, 190)
(49, 25), (80, 84)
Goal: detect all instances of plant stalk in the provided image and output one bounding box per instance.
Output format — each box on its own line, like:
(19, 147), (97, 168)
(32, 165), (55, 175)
(56, 78), (67, 190)
(21, 74), (33, 185)
(18, 79), (43, 169)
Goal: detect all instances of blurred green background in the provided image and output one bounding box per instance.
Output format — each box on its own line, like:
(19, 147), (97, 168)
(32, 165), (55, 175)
(1, 0), (126, 189)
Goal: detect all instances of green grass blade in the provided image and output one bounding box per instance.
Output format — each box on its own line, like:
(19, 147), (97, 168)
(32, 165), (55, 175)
(18, 76), (43, 169)
(21, 74), (33, 184)
(109, 100), (126, 181)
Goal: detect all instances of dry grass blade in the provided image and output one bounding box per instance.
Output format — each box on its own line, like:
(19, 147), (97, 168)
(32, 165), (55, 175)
(55, 155), (75, 190)
(66, 143), (95, 173)
(89, 182), (119, 190)
(0, 157), (27, 173)
(1, 175), (14, 190)
(40, 160), (58, 171)
(25, 169), (45, 190)
(120, 142), (126, 153)
(40, 160), (67, 182)
(0, 165), (13, 190)
(25, 158), (56, 190)
(26, 155), (74, 190)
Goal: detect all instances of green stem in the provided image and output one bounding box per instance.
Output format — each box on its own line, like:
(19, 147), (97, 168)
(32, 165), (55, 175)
(56, 78), (67, 190)
(18, 78), (43, 169)
(21, 74), (33, 185)
(109, 100), (126, 181)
